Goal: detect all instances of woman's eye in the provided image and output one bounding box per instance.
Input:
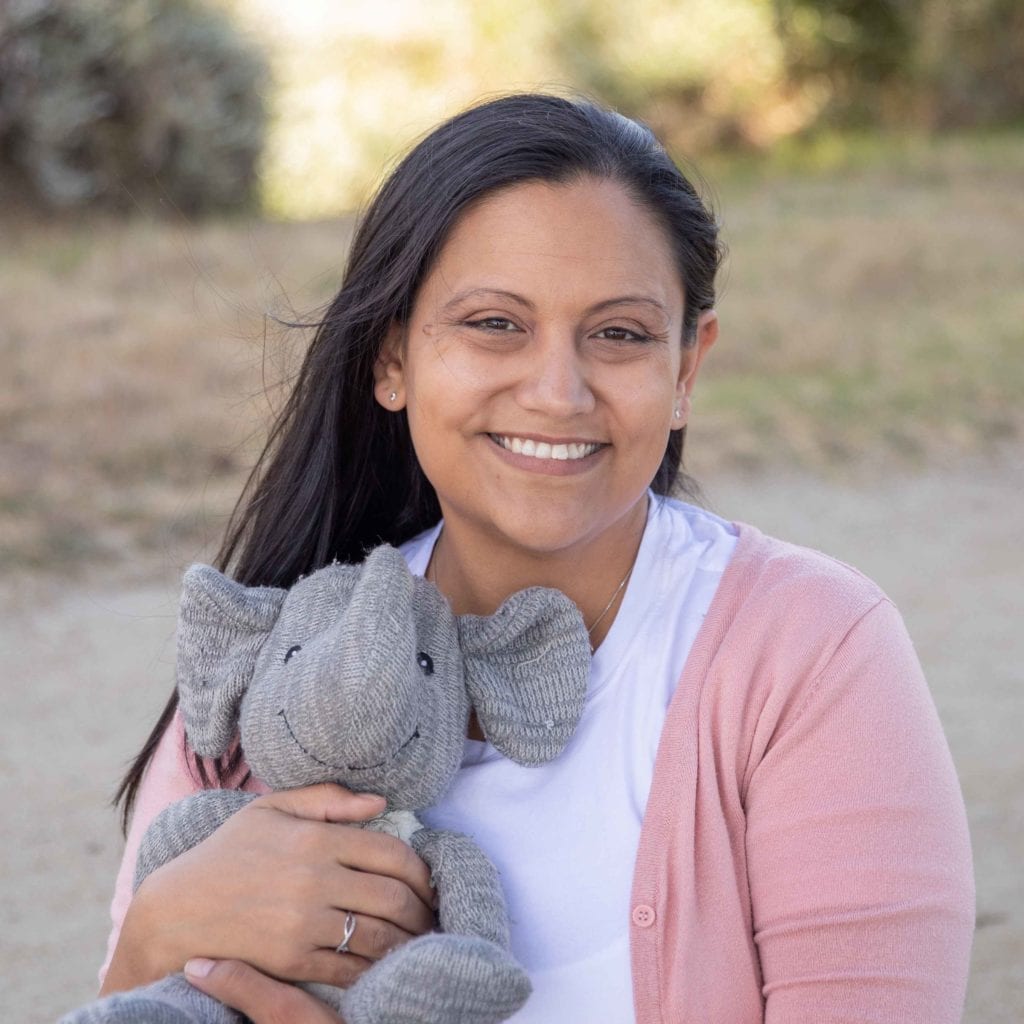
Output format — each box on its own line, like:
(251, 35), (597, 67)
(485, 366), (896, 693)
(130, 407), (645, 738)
(595, 325), (650, 343)
(467, 316), (520, 333)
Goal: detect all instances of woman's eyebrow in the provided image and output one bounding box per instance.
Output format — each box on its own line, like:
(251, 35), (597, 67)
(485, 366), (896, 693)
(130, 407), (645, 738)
(441, 288), (670, 317)
(441, 287), (535, 313)
(588, 295), (670, 317)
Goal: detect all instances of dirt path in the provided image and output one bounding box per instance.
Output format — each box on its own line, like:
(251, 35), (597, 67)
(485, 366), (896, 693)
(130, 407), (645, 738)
(3, 459), (1020, 1022)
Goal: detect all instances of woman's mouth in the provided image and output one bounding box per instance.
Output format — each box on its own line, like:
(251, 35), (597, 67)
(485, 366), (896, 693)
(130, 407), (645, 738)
(489, 434), (603, 461)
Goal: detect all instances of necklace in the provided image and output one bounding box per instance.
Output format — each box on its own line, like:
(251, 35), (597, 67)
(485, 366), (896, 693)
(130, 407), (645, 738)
(586, 563), (633, 637)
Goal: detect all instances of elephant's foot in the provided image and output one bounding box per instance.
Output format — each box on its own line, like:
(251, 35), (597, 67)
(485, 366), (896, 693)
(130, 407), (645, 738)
(58, 972), (240, 1024)
(342, 932), (531, 1024)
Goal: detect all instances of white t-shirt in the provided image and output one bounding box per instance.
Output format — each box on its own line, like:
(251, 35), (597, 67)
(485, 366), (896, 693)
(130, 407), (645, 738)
(401, 493), (738, 1021)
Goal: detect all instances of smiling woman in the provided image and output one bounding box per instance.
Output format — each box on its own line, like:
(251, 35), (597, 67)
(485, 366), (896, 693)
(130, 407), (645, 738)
(86, 94), (973, 1024)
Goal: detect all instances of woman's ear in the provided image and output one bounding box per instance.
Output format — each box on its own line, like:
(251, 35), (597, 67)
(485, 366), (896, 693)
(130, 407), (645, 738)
(373, 322), (407, 410)
(673, 309), (718, 430)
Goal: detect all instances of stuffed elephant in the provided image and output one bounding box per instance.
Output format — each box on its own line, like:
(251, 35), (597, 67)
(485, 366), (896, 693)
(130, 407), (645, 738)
(63, 544), (591, 1024)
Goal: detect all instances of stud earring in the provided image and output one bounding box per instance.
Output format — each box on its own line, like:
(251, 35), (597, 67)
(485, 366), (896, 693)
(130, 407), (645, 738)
(673, 405), (682, 419)
(388, 391), (397, 402)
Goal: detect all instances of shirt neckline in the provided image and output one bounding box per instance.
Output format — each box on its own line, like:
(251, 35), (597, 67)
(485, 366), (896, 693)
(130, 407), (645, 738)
(404, 494), (675, 697)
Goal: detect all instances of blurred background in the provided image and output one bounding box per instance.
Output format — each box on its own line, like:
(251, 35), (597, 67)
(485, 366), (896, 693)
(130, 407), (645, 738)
(1, 1), (1021, 1021)
(1, 0), (1022, 572)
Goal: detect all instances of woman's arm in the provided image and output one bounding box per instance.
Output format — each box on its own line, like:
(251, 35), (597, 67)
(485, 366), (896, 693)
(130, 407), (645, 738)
(745, 599), (974, 1023)
(100, 716), (436, 994)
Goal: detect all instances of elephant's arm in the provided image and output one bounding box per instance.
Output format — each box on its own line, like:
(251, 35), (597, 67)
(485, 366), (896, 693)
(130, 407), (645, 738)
(133, 789), (258, 891)
(409, 827), (512, 950)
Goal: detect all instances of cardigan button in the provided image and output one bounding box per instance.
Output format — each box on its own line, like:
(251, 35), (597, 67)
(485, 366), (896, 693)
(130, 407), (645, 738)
(632, 904), (656, 928)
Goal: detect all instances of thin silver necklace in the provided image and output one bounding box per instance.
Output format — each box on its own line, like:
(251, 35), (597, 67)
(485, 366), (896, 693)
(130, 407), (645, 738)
(586, 563), (633, 638)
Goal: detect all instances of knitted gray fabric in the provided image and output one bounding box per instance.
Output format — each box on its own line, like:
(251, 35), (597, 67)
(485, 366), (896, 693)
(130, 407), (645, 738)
(459, 587), (594, 765)
(340, 934), (531, 1024)
(60, 544), (590, 1024)
(176, 565), (286, 759)
(59, 973), (238, 1024)
(410, 828), (511, 948)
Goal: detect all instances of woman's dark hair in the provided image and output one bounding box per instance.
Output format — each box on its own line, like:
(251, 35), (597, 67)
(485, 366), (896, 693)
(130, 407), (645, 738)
(115, 92), (724, 828)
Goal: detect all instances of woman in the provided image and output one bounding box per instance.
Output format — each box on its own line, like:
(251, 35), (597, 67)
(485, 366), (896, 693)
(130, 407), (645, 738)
(98, 94), (974, 1023)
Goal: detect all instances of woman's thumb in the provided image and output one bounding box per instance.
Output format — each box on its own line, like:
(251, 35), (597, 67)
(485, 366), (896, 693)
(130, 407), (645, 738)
(185, 959), (346, 1023)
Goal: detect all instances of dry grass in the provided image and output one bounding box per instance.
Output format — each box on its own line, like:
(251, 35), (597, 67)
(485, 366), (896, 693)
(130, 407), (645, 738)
(2, 134), (1022, 573)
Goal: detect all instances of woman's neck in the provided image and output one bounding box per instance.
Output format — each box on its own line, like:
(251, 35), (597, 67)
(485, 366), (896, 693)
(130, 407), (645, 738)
(426, 495), (649, 650)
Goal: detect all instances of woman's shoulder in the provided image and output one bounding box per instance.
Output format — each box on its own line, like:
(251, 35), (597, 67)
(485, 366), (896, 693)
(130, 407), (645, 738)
(720, 520), (890, 622)
(654, 495), (884, 613)
(693, 520), (902, 706)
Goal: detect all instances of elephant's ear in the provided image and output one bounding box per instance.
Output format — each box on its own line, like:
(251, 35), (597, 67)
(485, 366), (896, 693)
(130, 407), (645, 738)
(176, 565), (286, 758)
(459, 588), (591, 766)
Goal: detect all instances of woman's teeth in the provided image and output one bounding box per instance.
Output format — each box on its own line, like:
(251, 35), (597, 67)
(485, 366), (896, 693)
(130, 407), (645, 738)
(491, 435), (601, 461)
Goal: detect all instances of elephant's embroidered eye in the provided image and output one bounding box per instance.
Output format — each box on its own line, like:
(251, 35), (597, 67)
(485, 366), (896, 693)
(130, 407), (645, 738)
(284, 644), (302, 663)
(416, 652), (434, 675)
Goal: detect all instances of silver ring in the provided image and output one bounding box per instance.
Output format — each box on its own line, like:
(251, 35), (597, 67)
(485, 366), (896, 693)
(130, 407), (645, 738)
(335, 911), (357, 955)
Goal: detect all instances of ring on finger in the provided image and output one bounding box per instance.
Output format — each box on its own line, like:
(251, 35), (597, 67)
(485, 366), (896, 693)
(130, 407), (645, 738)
(335, 911), (357, 955)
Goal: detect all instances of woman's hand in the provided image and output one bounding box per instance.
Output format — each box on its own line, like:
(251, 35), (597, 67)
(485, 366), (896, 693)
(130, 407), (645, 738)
(102, 784), (437, 994)
(185, 958), (345, 1024)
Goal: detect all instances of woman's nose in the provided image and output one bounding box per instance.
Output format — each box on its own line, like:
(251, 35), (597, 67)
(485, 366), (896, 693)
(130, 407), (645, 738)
(515, 330), (595, 417)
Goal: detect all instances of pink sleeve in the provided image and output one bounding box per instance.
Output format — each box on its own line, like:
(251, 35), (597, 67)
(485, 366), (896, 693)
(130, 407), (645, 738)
(98, 711), (203, 986)
(744, 599), (975, 1023)
(97, 713), (268, 986)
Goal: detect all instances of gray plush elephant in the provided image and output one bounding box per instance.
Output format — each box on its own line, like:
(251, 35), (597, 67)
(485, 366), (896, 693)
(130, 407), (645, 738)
(63, 544), (591, 1024)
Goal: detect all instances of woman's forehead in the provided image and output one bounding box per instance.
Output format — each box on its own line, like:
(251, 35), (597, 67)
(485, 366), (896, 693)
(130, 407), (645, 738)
(421, 177), (683, 312)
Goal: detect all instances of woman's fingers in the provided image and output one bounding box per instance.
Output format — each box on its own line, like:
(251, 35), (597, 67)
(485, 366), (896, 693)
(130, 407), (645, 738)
(254, 783), (386, 825)
(256, 784), (434, 912)
(333, 864), (436, 936)
(313, 907), (417, 962)
(324, 829), (436, 921)
(184, 958), (347, 1023)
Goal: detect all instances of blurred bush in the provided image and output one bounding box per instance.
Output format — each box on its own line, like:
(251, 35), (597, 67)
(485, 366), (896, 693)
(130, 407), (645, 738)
(0, 0), (268, 212)
(553, 0), (821, 152)
(773, 0), (1024, 130)
(237, 0), (818, 219)
(3, 0), (1020, 220)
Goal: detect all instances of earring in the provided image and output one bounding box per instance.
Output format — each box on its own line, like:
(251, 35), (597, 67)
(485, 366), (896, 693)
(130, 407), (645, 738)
(388, 391), (397, 402)
(673, 405), (682, 419)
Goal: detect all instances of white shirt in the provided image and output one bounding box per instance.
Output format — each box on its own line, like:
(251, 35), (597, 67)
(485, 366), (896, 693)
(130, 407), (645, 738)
(401, 493), (738, 1021)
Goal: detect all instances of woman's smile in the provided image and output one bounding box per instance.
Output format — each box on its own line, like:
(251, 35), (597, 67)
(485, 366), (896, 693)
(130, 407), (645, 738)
(486, 432), (607, 475)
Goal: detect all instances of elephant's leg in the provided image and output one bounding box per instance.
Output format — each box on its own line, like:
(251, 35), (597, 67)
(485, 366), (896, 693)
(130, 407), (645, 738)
(340, 829), (530, 1024)
(59, 972), (240, 1024)
(58, 793), (261, 1024)
(410, 826), (513, 948)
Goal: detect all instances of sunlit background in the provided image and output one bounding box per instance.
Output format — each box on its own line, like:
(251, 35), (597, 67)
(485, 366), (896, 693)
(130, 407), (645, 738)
(241, 0), (806, 218)
(4, 0), (1022, 573)
(4, 0), (1022, 218)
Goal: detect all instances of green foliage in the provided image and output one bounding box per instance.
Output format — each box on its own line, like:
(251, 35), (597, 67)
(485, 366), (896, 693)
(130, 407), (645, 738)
(0, 0), (269, 213)
(773, 0), (1024, 129)
(551, 0), (792, 151)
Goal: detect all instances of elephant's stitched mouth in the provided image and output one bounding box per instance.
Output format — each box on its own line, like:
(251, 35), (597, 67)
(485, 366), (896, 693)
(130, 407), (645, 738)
(278, 709), (420, 771)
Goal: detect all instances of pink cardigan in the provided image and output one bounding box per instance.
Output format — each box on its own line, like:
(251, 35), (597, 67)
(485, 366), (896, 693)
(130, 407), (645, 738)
(104, 523), (975, 1021)
(629, 523), (973, 1022)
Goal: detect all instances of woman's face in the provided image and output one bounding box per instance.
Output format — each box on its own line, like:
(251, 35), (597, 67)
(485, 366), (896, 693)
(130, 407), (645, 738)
(375, 176), (717, 559)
